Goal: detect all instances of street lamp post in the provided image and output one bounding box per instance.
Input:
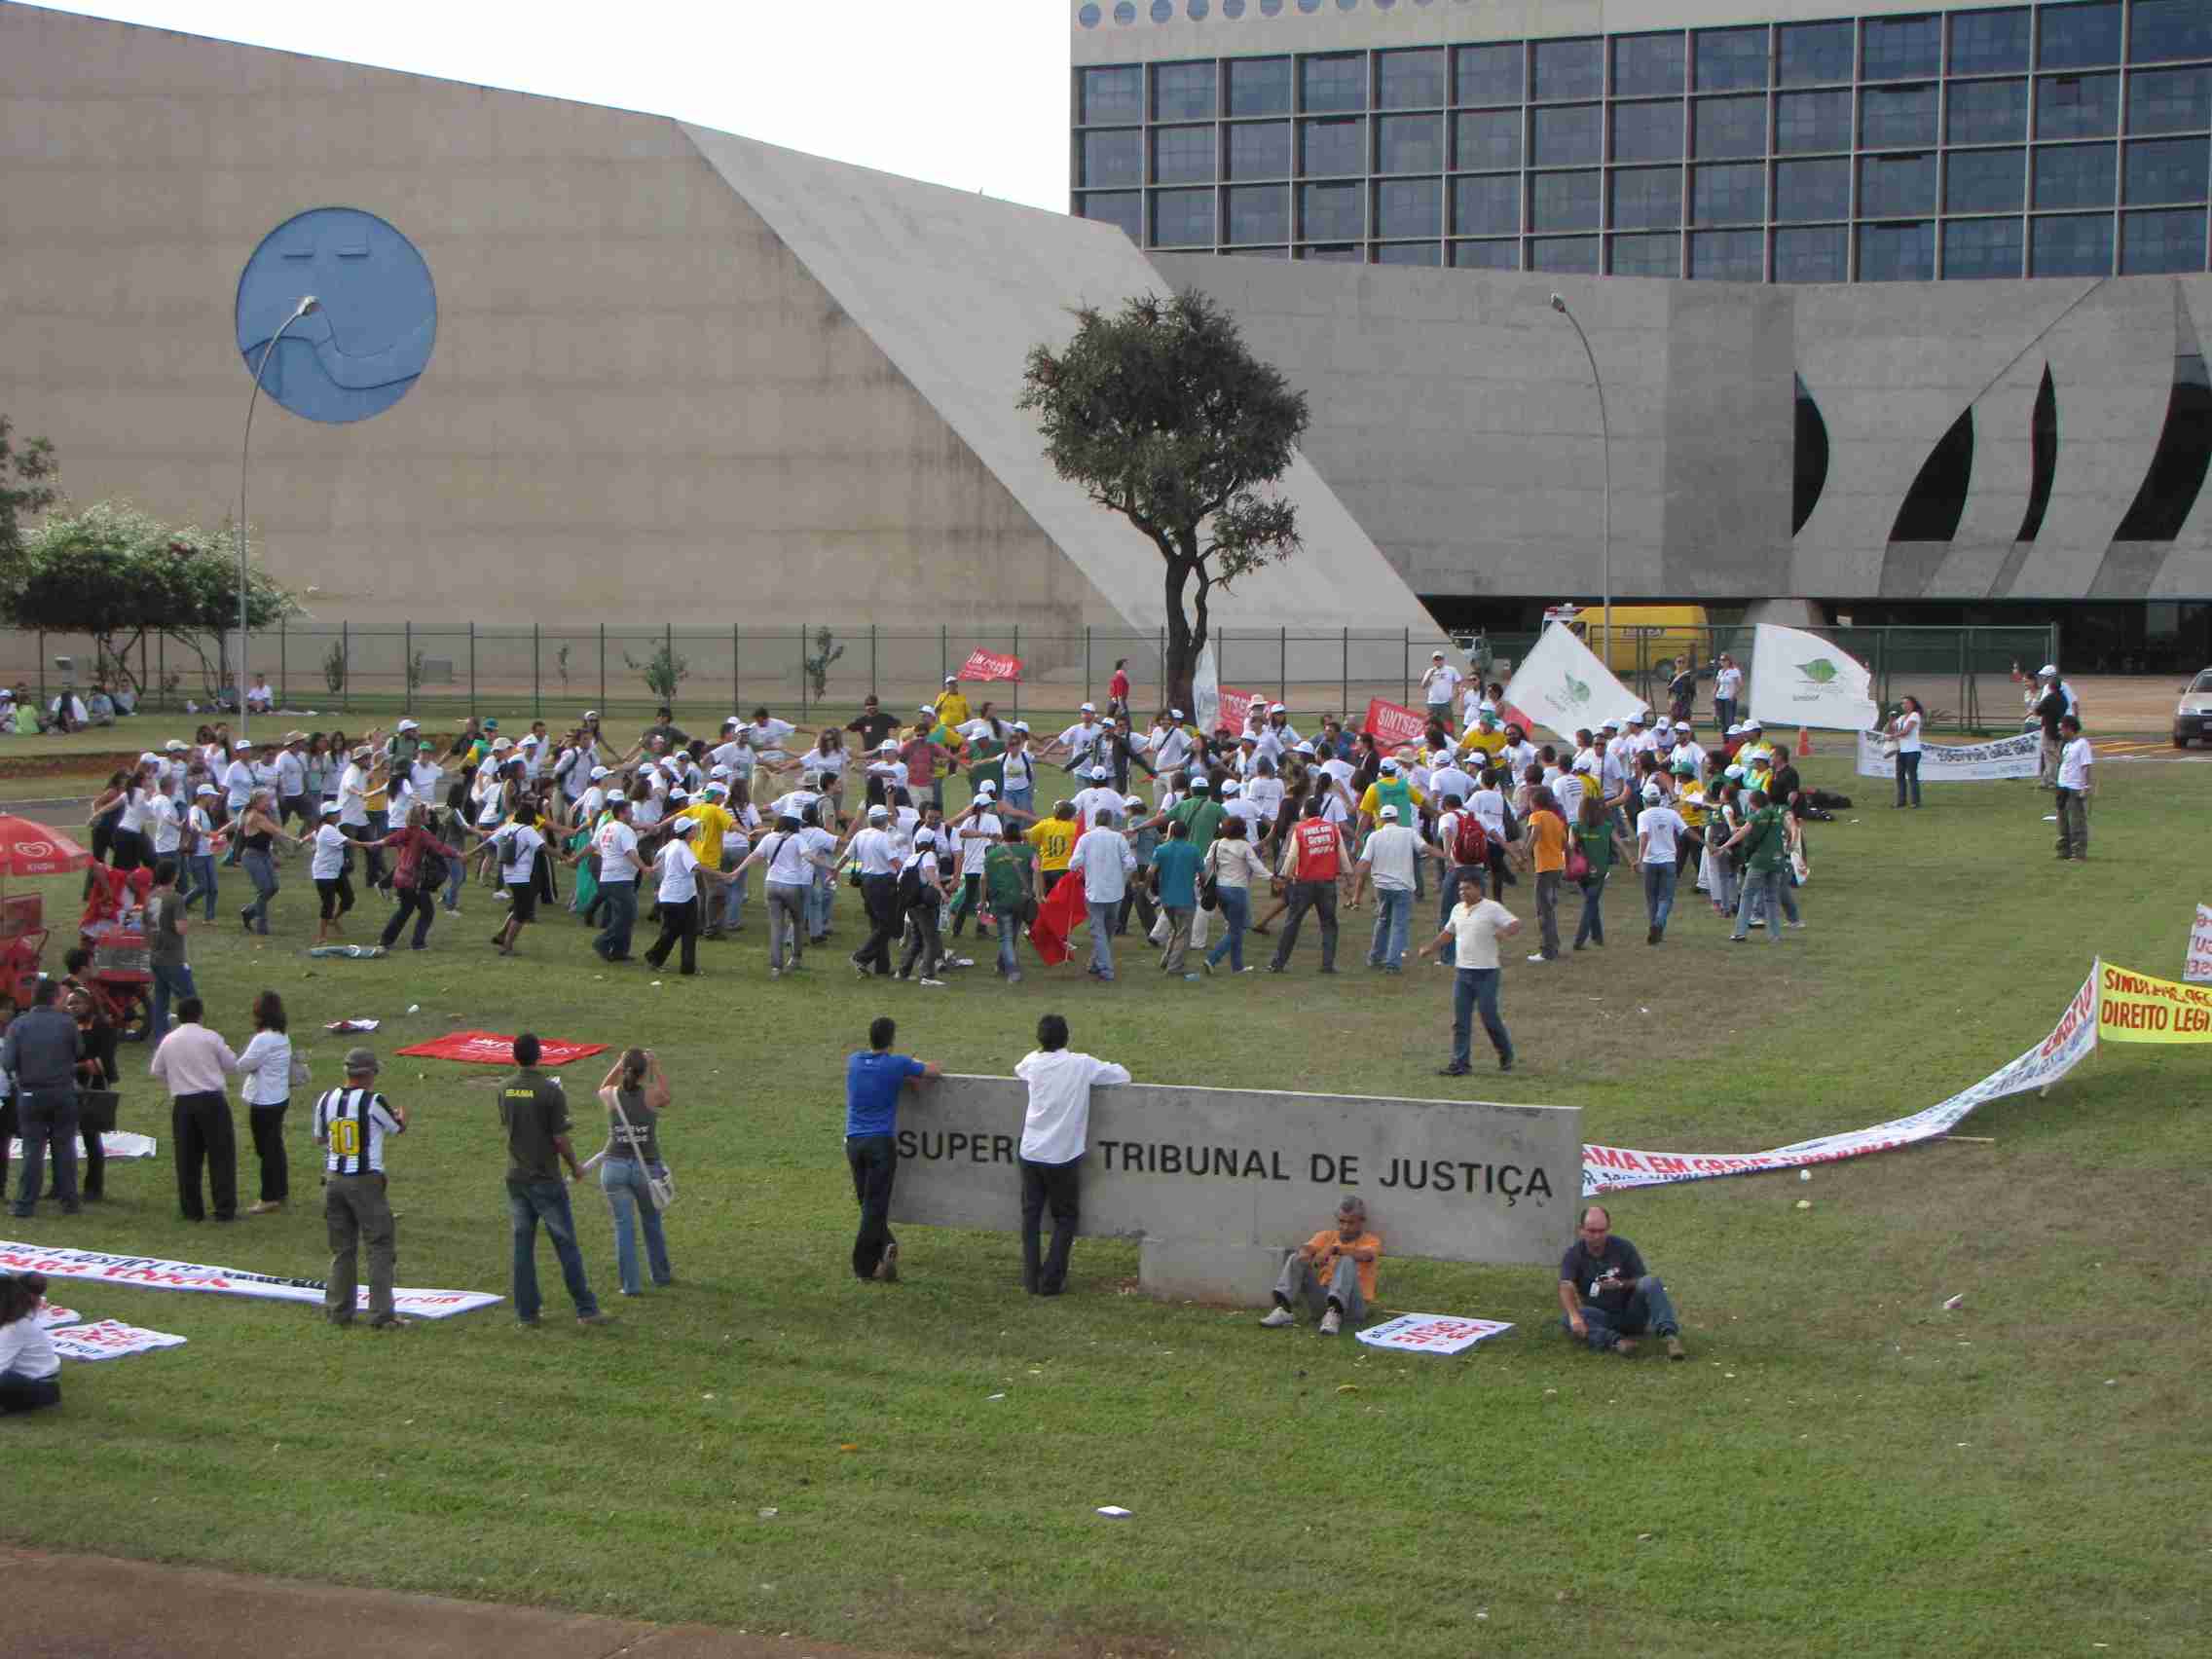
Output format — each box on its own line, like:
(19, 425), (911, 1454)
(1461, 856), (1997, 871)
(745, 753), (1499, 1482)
(237, 295), (317, 738)
(1548, 292), (1610, 669)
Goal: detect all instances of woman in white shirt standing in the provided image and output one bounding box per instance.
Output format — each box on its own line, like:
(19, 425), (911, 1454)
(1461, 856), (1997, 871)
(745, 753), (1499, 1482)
(310, 803), (355, 945)
(238, 990), (296, 1214)
(1890, 695), (1924, 809)
(0, 1272), (62, 1415)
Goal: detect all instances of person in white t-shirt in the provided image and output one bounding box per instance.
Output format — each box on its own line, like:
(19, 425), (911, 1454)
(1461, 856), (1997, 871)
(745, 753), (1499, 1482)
(1714, 654), (1744, 731)
(1047, 707), (1108, 777)
(2054, 715), (2093, 861)
(643, 817), (730, 977)
(1635, 783), (1689, 943)
(1419, 652), (1462, 727)
(590, 800), (644, 962)
(1415, 871), (1520, 1075)
(478, 804), (548, 957)
(1014, 1013), (1130, 1295)
(1350, 804), (1421, 970)
(1889, 696), (1924, 809)
(947, 786), (1005, 940)
(309, 803), (355, 945)
(1069, 766), (1122, 833)
(732, 811), (841, 977)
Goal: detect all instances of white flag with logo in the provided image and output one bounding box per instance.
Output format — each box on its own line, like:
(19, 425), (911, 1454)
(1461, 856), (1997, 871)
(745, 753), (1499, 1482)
(1192, 642), (1221, 739)
(1501, 622), (1645, 738)
(1749, 624), (1877, 731)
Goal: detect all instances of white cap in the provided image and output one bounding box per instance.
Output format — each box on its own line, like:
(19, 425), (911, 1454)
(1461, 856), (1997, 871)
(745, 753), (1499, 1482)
(1745, 718), (1763, 729)
(704, 781), (727, 795)
(709, 764), (730, 779)
(1270, 702), (1286, 714)
(1294, 740), (1316, 756)
(1013, 720), (1030, 733)
(915, 828), (937, 846)
(1168, 708), (1184, 720)
(1431, 649), (1446, 659)
(1090, 764), (1111, 781)
(1655, 718), (1673, 733)
(1627, 710), (1645, 724)
(491, 737), (511, 752)
(1479, 702), (1497, 716)
(1190, 776), (1211, 791)
(669, 816), (701, 836)
(1080, 702), (1096, 713)
(868, 805), (888, 821)
(1380, 757), (1399, 773)
(235, 739), (254, 751)
(1123, 793), (1144, 808)
(583, 709), (599, 719)
(1601, 718), (1620, 731)
(1379, 803), (1399, 820)
(918, 703), (935, 715)
(724, 716), (742, 729)
(589, 765), (609, 780)
(878, 739), (901, 754)
(396, 719), (420, 732)
(1570, 754), (1595, 773)
(164, 739), (187, 752)
(137, 751), (159, 765)
(1642, 784), (1663, 803)
(1222, 780), (1241, 794)
(943, 675), (958, 684)
(2039, 663), (2058, 678)
(976, 782), (998, 797)
(195, 783), (217, 796)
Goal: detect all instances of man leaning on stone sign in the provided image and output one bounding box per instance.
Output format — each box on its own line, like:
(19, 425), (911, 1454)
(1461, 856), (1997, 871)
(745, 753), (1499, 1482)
(1560, 1205), (1685, 1360)
(1260, 1196), (1381, 1336)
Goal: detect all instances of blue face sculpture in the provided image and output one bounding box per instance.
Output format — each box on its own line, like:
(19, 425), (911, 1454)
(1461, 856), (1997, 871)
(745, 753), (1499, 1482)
(235, 207), (435, 424)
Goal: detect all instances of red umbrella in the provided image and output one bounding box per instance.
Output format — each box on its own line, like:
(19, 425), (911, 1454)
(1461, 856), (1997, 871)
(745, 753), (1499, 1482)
(0, 816), (93, 878)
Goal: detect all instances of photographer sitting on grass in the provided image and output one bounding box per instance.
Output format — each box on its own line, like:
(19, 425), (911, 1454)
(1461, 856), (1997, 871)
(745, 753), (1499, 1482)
(1560, 1204), (1685, 1360)
(1260, 1196), (1381, 1336)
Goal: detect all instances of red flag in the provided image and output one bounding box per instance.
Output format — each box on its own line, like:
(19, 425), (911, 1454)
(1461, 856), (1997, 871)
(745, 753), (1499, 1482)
(1215, 687), (1261, 735)
(1361, 697), (1430, 749)
(1027, 869), (1088, 968)
(957, 648), (1022, 682)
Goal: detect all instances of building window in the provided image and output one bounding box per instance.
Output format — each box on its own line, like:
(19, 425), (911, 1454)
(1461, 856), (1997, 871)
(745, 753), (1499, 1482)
(1226, 184), (1290, 242)
(1860, 14), (1939, 82)
(2121, 206), (2209, 273)
(1530, 169), (1602, 231)
(1532, 37), (1603, 102)
(1454, 172), (1521, 235)
(1611, 99), (1685, 163)
(1530, 235), (1602, 273)
(1776, 156), (1853, 220)
(1082, 129), (1143, 188)
(1861, 84), (1937, 148)
(1693, 162), (1766, 225)
(1778, 20), (1854, 87)
(1152, 189), (1216, 246)
(1377, 47), (1448, 109)
(1228, 122), (1293, 179)
(2128, 68), (2212, 135)
(1531, 103), (1603, 166)
(2124, 137), (2210, 205)
(1693, 94), (1767, 159)
(1947, 79), (2028, 146)
(1377, 113), (1444, 172)
(2031, 211), (2115, 275)
(1455, 108), (1522, 170)
(1948, 7), (2031, 76)
(1858, 220), (1936, 280)
(1775, 224), (1850, 281)
(2131, 0), (2212, 65)
(1451, 239), (1520, 270)
(1612, 32), (1685, 98)
(1299, 180), (1364, 239)
(1694, 26), (1769, 93)
(1081, 67), (1143, 125)
(1860, 152), (1937, 217)
(1609, 233), (1681, 276)
(2036, 2), (2122, 73)
(1691, 228), (1764, 279)
(1153, 61), (1217, 122)
(1228, 56), (1293, 116)
(1776, 89), (1853, 153)
(1609, 166), (1683, 230)
(1301, 243), (1363, 262)
(1942, 216), (2027, 278)
(1153, 126), (1216, 185)
(1376, 241), (1443, 266)
(2033, 141), (2118, 209)
(1077, 192), (1143, 241)
(1375, 176), (1442, 237)
(2037, 74), (2121, 138)
(1456, 42), (1525, 105)
(1301, 117), (1365, 175)
(1945, 147), (2028, 213)
(1302, 54), (1367, 113)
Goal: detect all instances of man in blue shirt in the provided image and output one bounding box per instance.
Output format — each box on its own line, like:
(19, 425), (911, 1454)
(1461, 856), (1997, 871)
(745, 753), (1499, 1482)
(1148, 819), (1203, 977)
(845, 1015), (940, 1283)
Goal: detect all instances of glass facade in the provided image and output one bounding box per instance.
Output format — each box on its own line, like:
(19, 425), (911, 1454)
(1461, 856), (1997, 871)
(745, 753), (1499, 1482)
(1072, 1), (2212, 278)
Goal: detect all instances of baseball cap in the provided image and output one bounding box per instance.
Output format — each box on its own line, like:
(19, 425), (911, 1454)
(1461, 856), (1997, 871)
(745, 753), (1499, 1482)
(1270, 702), (1286, 714)
(1222, 780), (1242, 795)
(914, 828), (937, 846)
(342, 1047), (380, 1075)
(668, 816), (700, 836)
(1641, 784), (1663, 803)
(917, 703), (935, 715)
(1601, 718), (1620, 731)
(235, 739), (254, 751)
(1123, 793), (1144, 809)
(1431, 649), (1446, 659)
(943, 675), (957, 685)
(490, 738), (511, 752)
(704, 782), (728, 796)
(667, 790), (689, 805)
(138, 751), (160, 766)
(1724, 764), (1745, 780)
(976, 782), (998, 798)
(1190, 776), (1211, 792)
(1570, 755), (1594, 773)
(1090, 764), (1111, 781)
(483, 719), (498, 729)
(1239, 733), (1257, 745)
(1745, 719), (1764, 729)
(724, 716), (742, 729)
(1080, 702), (1096, 713)
(1168, 708), (1185, 720)
(583, 709), (599, 720)
(396, 719), (420, 732)
(878, 739), (900, 754)
(589, 765), (609, 780)
(195, 783), (217, 795)
(709, 764), (730, 779)
(1380, 757), (1400, 773)
(1294, 740), (1316, 756)
(867, 805), (888, 822)
(1655, 718), (1673, 733)
(2038, 663), (2058, 678)
(1013, 720), (1030, 733)
(1672, 759), (1694, 775)
(1379, 803), (1398, 820)
(319, 801), (340, 816)
(164, 739), (187, 753)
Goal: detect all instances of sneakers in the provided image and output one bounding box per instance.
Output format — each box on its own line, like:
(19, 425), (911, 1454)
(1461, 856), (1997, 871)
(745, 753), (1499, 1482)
(917, 977), (947, 987)
(1527, 952), (1548, 963)
(1614, 1337), (1640, 1357)
(1665, 1335), (1686, 1361)
(876, 1243), (901, 1284)
(245, 1200), (283, 1216)
(1317, 1308), (1342, 1336)
(576, 1311), (619, 1329)
(368, 1314), (416, 1331)
(1259, 1306), (1294, 1328)
(1437, 1063), (1470, 1078)
(1646, 925), (1662, 944)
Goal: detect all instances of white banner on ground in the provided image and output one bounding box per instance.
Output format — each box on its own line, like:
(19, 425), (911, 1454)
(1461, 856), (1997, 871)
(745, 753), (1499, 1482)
(6, 1131), (157, 1161)
(1354, 1313), (1515, 1354)
(1193, 643), (1221, 738)
(0, 1241), (503, 1319)
(1855, 729), (2040, 783)
(1582, 963), (2100, 1196)
(36, 1304), (80, 1329)
(1750, 624), (1877, 731)
(2188, 904), (2212, 984)
(52, 1319), (188, 1362)
(1502, 623), (1645, 738)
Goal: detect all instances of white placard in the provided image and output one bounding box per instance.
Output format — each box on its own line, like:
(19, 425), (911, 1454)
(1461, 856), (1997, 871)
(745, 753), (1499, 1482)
(1354, 1313), (1516, 1354)
(0, 1241), (503, 1319)
(1501, 622), (1645, 738)
(1855, 729), (2040, 783)
(5, 1131), (157, 1161)
(35, 1304), (80, 1330)
(51, 1318), (189, 1362)
(1749, 624), (1877, 731)
(2187, 903), (2212, 984)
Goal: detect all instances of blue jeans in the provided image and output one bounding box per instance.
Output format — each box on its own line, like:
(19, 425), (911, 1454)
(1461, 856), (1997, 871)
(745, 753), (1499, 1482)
(806, 868), (834, 940)
(179, 854), (218, 919)
(1564, 1274), (1680, 1350)
(505, 1177), (601, 1321)
(241, 848), (277, 934)
(715, 865), (747, 931)
(1452, 967), (1512, 1069)
(12, 1088), (79, 1213)
(1367, 887), (1412, 968)
(1733, 869), (1784, 939)
(599, 1157), (672, 1296)
(149, 961), (198, 1044)
(594, 880), (638, 959)
(1088, 900), (1119, 978)
(1574, 871), (1607, 946)
(1003, 785), (1034, 817)
(997, 905), (1021, 977)
(443, 852), (467, 911)
(1643, 861), (1678, 934)
(1437, 865), (1483, 964)
(1205, 884), (1251, 971)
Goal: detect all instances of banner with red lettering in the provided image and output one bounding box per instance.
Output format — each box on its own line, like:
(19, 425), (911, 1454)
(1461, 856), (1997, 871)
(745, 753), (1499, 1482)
(1582, 963), (2100, 1195)
(957, 649), (1022, 683)
(1215, 687), (1261, 736)
(2187, 904), (2212, 984)
(0, 1240), (504, 1319)
(1355, 1313), (1515, 1354)
(393, 1031), (607, 1067)
(52, 1319), (189, 1362)
(8, 1131), (156, 1161)
(2094, 958), (2212, 1042)
(1360, 698), (1430, 751)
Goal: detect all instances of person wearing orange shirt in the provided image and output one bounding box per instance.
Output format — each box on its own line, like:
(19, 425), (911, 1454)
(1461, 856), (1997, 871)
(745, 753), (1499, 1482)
(1524, 787), (1569, 963)
(1259, 1196), (1381, 1335)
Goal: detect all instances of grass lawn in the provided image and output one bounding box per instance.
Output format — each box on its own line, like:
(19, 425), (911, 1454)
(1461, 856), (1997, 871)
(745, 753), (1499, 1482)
(0, 748), (2205, 1658)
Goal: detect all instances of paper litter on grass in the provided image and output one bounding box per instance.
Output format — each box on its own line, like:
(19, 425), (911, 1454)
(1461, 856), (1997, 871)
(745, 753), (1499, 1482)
(324, 1018), (381, 1033)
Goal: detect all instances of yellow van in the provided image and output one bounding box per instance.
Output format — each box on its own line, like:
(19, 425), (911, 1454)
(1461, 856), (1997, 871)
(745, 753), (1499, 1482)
(1543, 604), (1713, 675)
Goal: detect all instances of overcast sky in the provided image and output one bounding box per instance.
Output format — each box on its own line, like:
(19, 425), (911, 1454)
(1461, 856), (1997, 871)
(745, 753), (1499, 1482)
(44, 1), (1071, 211)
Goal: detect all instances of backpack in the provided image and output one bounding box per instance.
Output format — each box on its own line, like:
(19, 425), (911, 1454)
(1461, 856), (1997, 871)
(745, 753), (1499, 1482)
(897, 855), (935, 912)
(1450, 810), (1491, 868)
(418, 846), (448, 891)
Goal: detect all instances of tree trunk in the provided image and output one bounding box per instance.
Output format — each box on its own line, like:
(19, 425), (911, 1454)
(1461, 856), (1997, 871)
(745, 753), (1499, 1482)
(1161, 544), (1206, 720)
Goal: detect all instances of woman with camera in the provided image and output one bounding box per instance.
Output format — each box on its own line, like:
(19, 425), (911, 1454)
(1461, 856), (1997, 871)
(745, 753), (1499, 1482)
(595, 1048), (674, 1297)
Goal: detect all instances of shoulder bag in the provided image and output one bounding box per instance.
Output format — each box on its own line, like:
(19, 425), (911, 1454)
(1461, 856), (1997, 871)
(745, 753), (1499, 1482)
(1198, 840), (1221, 912)
(608, 1091), (675, 1211)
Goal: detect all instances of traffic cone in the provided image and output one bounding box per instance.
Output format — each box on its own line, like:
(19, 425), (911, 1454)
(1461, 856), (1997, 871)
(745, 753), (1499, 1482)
(1795, 725), (1812, 757)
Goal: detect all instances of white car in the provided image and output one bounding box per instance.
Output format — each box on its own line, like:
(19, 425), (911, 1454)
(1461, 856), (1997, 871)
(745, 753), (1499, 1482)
(2175, 668), (2212, 748)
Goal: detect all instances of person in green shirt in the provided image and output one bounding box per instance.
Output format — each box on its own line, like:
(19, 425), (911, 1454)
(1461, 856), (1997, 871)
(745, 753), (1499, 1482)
(1164, 780), (1225, 857)
(1148, 820), (1204, 977)
(499, 1033), (613, 1328)
(1720, 791), (1791, 942)
(982, 821), (1037, 982)
(1570, 792), (1626, 950)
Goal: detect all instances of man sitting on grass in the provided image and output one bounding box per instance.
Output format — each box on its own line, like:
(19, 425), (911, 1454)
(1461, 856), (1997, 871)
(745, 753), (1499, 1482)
(1260, 1196), (1381, 1336)
(1559, 1204), (1684, 1359)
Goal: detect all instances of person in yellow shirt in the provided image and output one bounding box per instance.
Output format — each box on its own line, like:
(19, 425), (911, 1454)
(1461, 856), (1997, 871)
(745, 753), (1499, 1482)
(678, 784), (738, 872)
(1457, 708), (1507, 765)
(1025, 801), (1081, 877)
(934, 677), (971, 729)
(1355, 757), (1425, 835)
(1259, 1196), (1381, 1335)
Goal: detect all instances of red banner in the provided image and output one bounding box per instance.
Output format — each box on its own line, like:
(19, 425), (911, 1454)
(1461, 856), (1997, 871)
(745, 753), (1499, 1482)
(394, 1030), (609, 1067)
(1216, 686), (1261, 735)
(956, 649), (1023, 682)
(1361, 698), (1430, 750)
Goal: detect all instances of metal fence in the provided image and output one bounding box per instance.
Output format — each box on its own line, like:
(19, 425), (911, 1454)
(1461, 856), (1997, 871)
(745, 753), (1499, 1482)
(2, 619), (2058, 734)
